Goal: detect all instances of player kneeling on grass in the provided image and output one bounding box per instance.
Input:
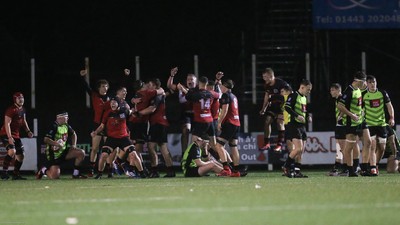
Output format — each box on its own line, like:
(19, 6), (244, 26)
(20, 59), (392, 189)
(181, 137), (223, 177)
(36, 112), (87, 179)
(91, 97), (146, 179)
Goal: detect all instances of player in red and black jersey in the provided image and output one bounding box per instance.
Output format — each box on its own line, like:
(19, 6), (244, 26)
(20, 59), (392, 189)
(215, 80), (243, 177)
(167, 67), (198, 155)
(206, 79), (222, 134)
(0, 93), (34, 180)
(91, 97), (146, 179)
(137, 78), (175, 178)
(180, 76), (215, 141)
(259, 68), (290, 152)
(80, 69), (110, 177)
(128, 79), (164, 160)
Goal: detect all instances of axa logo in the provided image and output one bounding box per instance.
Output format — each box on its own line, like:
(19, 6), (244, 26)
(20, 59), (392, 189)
(327, 0), (384, 10)
(304, 137), (328, 153)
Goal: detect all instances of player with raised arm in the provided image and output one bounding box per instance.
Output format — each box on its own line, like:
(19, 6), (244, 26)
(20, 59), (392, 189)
(80, 69), (110, 177)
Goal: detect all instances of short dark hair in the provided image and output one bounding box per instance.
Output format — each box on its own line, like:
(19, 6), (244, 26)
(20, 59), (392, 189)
(264, 68), (274, 74)
(150, 78), (161, 88)
(281, 85), (292, 92)
(330, 83), (341, 90)
(198, 76), (208, 84)
(354, 71), (366, 80)
(300, 79), (311, 86)
(96, 79), (109, 89)
(133, 80), (144, 91)
(207, 80), (215, 86)
(366, 75), (376, 81)
(222, 79), (235, 89)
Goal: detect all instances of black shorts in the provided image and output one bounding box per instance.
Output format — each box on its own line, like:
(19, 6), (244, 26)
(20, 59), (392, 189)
(285, 123), (307, 141)
(181, 111), (194, 125)
(191, 121), (215, 137)
(103, 136), (134, 152)
(46, 148), (69, 166)
(184, 167), (201, 177)
(148, 124), (168, 143)
(219, 123), (240, 141)
(335, 126), (346, 140)
(346, 121), (368, 136)
(265, 103), (284, 117)
(387, 125), (395, 137)
(93, 122), (106, 136)
(0, 136), (24, 155)
(368, 126), (388, 138)
(129, 122), (149, 142)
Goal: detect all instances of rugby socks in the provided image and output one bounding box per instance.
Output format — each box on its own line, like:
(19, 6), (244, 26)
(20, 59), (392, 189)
(294, 162), (302, 173)
(277, 130), (285, 146)
(353, 159), (359, 172)
(285, 156), (295, 170)
(13, 159), (23, 175)
(73, 165), (82, 176)
(222, 162), (230, 171)
(3, 155), (12, 171)
(360, 163), (369, 172)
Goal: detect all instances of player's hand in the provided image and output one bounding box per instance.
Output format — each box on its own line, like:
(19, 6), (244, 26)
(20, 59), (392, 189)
(216, 71), (224, 80)
(8, 137), (15, 145)
(27, 131), (34, 138)
(389, 118), (395, 127)
(170, 67), (178, 77)
(80, 69), (88, 76)
(259, 110), (265, 116)
(90, 131), (97, 138)
(131, 98), (142, 105)
(177, 83), (183, 91)
(297, 115), (305, 123)
(124, 69), (130, 76)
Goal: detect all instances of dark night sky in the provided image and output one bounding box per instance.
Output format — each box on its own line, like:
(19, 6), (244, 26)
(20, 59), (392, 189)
(2, 1), (255, 78)
(1, 1), (256, 138)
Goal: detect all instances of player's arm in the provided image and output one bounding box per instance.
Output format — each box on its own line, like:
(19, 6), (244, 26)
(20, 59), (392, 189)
(136, 96), (162, 116)
(80, 69), (92, 95)
(218, 104), (229, 131)
(386, 102), (395, 126)
(69, 128), (78, 148)
(167, 67), (178, 92)
(4, 116), (14, 144)
(215, 71), (224, 97)
(337, 102), (358, 122)
(22, 114), (33, 138)
(259, 92), (270, 115)
(43, 136), (64, 150)
(194, 158), (209, 167)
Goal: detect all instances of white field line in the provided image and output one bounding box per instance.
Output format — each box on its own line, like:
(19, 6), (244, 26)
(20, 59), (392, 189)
(13, 196), (182, 205)
(7, 202), (400, 218)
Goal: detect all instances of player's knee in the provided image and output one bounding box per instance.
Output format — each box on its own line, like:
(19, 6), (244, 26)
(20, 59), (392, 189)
(216, 139), (226, 147)
(228, 143), (237, 148)
(378, 137), (387, 145)
(127, 146), (135, 153)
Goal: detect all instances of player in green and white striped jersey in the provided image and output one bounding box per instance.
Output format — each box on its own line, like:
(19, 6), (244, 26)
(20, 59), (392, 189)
(362, 75), (395, 175)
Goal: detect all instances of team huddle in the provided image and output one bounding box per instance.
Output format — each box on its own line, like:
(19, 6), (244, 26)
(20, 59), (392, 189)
(1, 68), (397, 180)
(1, 67), (246, 180)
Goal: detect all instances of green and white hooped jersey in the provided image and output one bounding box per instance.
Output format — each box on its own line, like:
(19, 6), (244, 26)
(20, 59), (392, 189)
(339, 85), (363, 127)
(362, 89), (391, 127)
(45, 122), (73, 159)
(285, 91), (307, 124)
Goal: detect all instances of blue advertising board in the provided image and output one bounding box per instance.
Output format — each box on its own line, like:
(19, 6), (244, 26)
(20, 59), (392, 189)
(313, 0), (400, 29)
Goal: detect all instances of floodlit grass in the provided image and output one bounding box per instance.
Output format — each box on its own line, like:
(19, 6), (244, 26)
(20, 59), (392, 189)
(1, 171), (400, 225)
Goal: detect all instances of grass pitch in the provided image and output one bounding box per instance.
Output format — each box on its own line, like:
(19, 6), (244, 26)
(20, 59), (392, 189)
(1, 170), (400, 225)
